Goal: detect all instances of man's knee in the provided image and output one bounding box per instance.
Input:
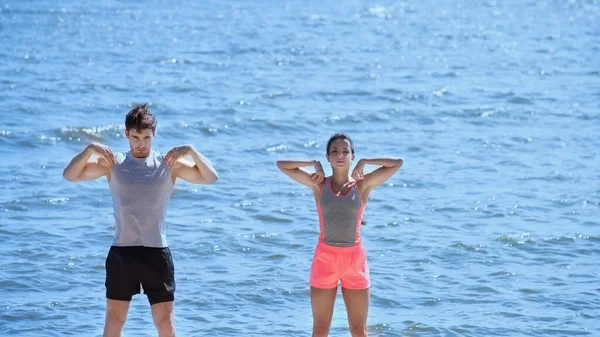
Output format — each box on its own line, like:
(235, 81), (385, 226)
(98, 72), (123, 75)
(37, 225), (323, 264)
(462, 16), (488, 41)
(155, 314), (175, 336)
(105, 308), (127, 327)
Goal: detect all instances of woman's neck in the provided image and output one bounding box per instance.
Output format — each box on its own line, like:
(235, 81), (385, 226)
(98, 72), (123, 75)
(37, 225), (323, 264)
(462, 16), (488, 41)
(331, 169), (351, 184)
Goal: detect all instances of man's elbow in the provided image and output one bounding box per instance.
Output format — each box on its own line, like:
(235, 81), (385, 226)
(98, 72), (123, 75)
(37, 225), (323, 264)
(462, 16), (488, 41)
(208, 174), (219, 184)
(200, 172), (219, 184)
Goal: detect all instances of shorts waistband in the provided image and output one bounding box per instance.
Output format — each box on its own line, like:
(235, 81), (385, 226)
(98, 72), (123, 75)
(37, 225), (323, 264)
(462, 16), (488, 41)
(317, 240), (364, 253)
(110, 245), (169, 251)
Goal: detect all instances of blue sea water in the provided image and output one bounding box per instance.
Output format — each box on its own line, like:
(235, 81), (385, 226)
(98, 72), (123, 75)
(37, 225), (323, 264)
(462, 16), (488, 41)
(0, 0), (599, 336)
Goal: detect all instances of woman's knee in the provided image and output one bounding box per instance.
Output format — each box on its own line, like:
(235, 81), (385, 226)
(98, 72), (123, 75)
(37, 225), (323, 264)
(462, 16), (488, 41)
(349, 323), (367, 337)
(312, 321), (331, 337)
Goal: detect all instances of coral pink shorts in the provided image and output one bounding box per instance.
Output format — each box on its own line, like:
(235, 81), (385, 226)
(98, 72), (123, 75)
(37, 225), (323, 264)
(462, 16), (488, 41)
(310, 241), (370, 290)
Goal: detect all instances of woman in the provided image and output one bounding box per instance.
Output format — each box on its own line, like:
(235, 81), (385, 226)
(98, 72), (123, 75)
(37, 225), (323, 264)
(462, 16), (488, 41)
(276, 133), (403, 337)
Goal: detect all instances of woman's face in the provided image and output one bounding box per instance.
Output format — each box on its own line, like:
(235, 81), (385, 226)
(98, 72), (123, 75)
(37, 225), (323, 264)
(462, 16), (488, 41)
(326, 139), (354, 169)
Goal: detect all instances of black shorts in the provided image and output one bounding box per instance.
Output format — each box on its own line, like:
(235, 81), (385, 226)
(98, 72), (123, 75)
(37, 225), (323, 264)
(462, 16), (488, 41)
(105, 246), (175, 305)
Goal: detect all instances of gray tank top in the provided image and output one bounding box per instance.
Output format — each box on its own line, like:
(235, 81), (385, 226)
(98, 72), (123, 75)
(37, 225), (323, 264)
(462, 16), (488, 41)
(109, 151), (174, 248)
(317, 177), (365, 247)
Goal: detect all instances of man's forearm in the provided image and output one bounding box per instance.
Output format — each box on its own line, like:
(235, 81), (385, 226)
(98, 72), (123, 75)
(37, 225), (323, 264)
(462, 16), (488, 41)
(189, 148), (219, 183)
(63, 146), (92, 181)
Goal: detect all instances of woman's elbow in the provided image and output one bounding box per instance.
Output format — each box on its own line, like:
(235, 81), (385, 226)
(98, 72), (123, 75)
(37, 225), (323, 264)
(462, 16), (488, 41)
(62, 170), (76, 182)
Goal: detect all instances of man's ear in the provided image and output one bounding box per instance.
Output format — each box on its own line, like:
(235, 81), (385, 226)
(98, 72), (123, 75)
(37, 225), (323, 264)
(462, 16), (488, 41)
(124, 129), (129, 137)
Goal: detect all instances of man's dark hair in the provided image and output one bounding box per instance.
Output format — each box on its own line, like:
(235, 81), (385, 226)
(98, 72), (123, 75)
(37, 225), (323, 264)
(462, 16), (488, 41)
(326, 133), (354, 154)
(125, 104), (157, 132)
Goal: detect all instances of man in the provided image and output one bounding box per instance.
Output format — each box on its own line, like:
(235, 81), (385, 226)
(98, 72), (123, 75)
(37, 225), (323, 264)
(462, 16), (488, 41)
(63, 104), (218, 337)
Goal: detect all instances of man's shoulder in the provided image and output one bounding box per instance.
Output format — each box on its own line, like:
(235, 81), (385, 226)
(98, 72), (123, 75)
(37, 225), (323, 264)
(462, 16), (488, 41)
(114, 151), (127, 163)
(153, 151), (167, 162)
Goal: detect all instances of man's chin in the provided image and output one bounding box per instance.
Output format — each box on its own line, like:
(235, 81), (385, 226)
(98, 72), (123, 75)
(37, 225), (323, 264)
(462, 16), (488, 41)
(133, 150), (149, 157)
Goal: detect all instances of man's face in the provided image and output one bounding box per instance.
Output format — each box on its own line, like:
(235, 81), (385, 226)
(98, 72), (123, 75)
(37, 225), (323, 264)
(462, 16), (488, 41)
(125, 128), (154, 158)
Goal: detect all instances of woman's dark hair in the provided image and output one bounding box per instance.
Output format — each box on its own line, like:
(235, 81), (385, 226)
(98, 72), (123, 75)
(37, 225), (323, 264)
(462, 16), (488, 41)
(326, 133), (354, 154)
(125, 104), (157, 132)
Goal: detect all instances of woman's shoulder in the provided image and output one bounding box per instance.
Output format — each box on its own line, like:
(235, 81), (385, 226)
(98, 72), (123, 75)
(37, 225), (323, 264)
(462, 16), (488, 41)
(356, 178), (368, 191)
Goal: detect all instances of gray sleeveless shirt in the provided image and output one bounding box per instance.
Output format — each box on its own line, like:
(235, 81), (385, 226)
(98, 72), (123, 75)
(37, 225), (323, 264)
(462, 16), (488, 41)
(317, 178), (365, 247)
(108, 151), (174, 248)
